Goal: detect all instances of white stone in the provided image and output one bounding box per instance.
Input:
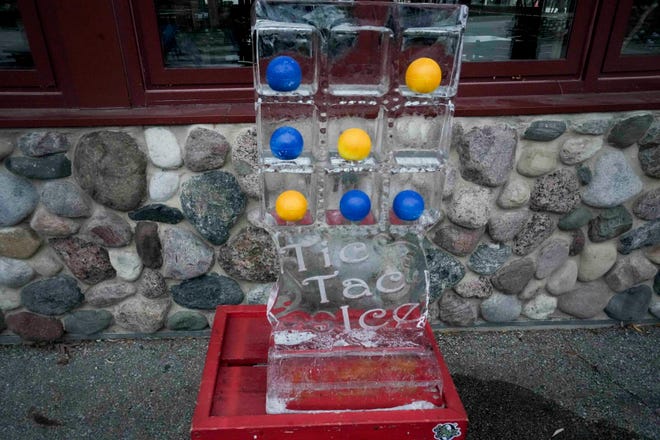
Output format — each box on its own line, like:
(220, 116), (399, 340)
(559, 137), (602, 165)
(546, 260), (578, 295)
(29, 247), (63, 277)
(516, 145), (558, 177)
(447, 182), (491, 228)
(144, 127), (183, 169)
(523, 293), (557, 320)
(578, 241), (617, 282)
(108, 248), (143, 282)
(149, 171), (180, 201)
(0, 287), (21, 310)
(497, 176), (530, 209)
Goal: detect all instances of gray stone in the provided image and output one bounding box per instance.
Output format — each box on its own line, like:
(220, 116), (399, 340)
(231, 127), (260, 198)
(569, 228), (586, 256)
(570, 118), (610, 135)
(646, 245), (660, 265)
(5, 153), (71, 179)
(650, 302), (660, 319)
(513, 213), (555, 256)
(63, 310), (113, 335)
(136, 268), (168, 299)
(0, 287), (20, 311)
(0, 137), (13, 159)
(516, 145), (558, 177)
(578, 241), (617, 282)
(447, 183), (491, 228)
(638, 120), (660, 148)
(21, 275), (83, 315)
(546, 260), (578, 296)
(558, 281), (612, 318)
(40, 180), (92, 218)
(217, 227), (278, 282)
(0, 170), (38, 226)
(166, 311), (208, 331)
(582, 150), (643, 207)
(529, 169), (581, 214)
(488, 210), (530, 243)
(605, 285), (653, 322)
(149, 171), (179, 202)
(426, 244), (465, 302)
(467, 243), (511, 275)
(618, 220), (660, 254)
(428, 222), (484, 257)
(0, 257), (35, 288)
(519, 279), (544, 301)
(135, 222), (162, 269)
(144, 127), (182, 169)
(108, 248), (143, 282)
(49, 237), (116, 285)
(638, 145), (660, 178)
(184, 127), (230, 172)
(576, 164), (592, 185)
(632, 188), (660, 220)
(490, 258), (535, 295)
(453, 274), (492, 299)
(0, 226), (41, 259)
(438, 291), (477, 327)
(85, 280), (137, 307)
(480, 292), (522, 322)
(74, 131), (147, 211)
(114, 296), (170, 333)
(80, 210), (132, 247)
(246, 283), (274, 305)
(607, 113), (654, 148)
(18, 132), (70, 157)
(180, 171), (246, 245)
(588, 206), (633, 242)
(171, 273), (244, 309)
(497, 176), (530, 209)
(522, 293), (557, 320)
(558, 206), (592, 231)
(128, 204), (184, 224)
(604, 254), (657, 292)
(523, 120), (566, 141)
(456, 124), (517, 187)
(6, 311), (64, 342)
(29, 248), (63, 277)
(160, 226), (214, 280)
(443, 165), (458, 199)
(559, 137), (602, 165)
(30, 206), (80, 237)
(535, 239), (570, 279)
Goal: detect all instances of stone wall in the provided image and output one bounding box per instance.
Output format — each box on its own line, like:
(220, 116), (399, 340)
(0, 111), (658, 341)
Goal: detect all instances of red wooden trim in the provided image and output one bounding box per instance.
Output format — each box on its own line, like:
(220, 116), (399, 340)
(113, 0), (147, 107)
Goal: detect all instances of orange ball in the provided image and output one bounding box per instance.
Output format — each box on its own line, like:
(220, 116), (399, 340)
(405, 57), (442, 94)
(275, 190), (308, 222)
(337, 128), (372, 161)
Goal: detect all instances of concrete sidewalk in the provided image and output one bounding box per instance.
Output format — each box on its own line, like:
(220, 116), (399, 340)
(0, 326), (657, 440)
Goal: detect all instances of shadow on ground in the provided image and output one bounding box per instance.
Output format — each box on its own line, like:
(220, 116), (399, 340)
(454, 374), (653, 440)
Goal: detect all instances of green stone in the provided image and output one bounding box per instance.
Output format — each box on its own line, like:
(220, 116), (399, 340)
(576, 164), (592, 185)
(607, 113), (653, 148)
(558, 206), (593, 230)
(588, 206), (633, 242)
(166, 310), (208, 331)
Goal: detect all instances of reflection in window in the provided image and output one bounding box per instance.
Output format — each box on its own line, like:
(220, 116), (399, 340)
(451, 0), (576, 62)
(622, 0), (660, 56)
(0, 0), (34, 69)
(155, 0), (253, 68)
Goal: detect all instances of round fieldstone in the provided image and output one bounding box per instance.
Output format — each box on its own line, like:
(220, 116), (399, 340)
(456, 124), (517, 187)
(447, 183), (491, 229)
(632, 188), (660, 220)
(149, 171), (179, 202)
(605, 285), (652, 322)
(74, 131), (147, 211)
(480, 292), (522, 322)
(578, 241), (617, 282)
(0, 170), (38, 226)
(184, 127), (230, 172)
(569, 228), (586, 256)
(166, 311), (208, 331)
(438, 291), (477, 327)
(638, 144), (660, 178)
(558, 281), (612, 319)
(443, 165), (458, 199)
(651, 302), (660, 319)
(513, 213), (556, 256)
(426, 244), (465, 302)
(467, 243), (511, 275)
(576, 164), (592, 185)
(618, 219), (660, 254)
(30, 206), (80, 237)
(582, 150), (643, 208)
(49, 237), (116, 285)
(0, 257), (35, 288)
(516, 145), (558, 177)
(180, 171), (246, 245)
(231, 126), (260, 198)
(171, 273), (243, 309)
(655, 271), (660, 294)
(558, 206), (592, 230)
(559, 137), (602, 165)
(114, 296), (170, 333)
(21, 274), (83, 315)
(62, 310), (113, 335)
(217, 227), (278, 282)
(144, 127), (183, 169)
(80, 210), (132, 247)
(546, 260), (578, 296)
(5, 153), (71, 179)
(85, 280), (137, 307)
(0, 137), (13, 160)
(18, 132), (70, 157)
(638, 120), (660, 148)
(160, 226), (214, 280)
(529, 169), (581, 214)
(246, 284), (273, 305)
(569, 118), (610, 135)
(135, 222), (162, 269)
(523, 120), (566, 141)
(29, 248), (63, 277)
(604, 253), (657, 292)
(488, 210), (530, 243)
(0, 226), (41, 259)
(535, 239), (570, 279)
(588, 206), (633, 242)
(606, 113), (653, 148)
(0, 287), (21, 311)
(496, 176), (530, 209)
(453, 274), (493, 299)
(490, 258), (535, 295)
(136, 268), (168, 299)
(522, 293), (557, 320)
(428, 222), (484, 256)
(128, 204), (184, 224)
(40, 180), (92, 218)
(519, 279), (544, 300)
(108, 248), (143, 282)
(646, 245), (660, 265)
(6, 311), (64, 342)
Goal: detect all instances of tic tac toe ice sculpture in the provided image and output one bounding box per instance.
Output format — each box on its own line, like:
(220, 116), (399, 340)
(252, 0), (467, 414)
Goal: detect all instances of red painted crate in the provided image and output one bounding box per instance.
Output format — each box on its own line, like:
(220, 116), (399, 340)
(191, 305), (468, 440)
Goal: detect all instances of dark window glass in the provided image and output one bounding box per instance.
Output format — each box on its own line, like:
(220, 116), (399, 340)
(0, 0), (34, 69)
(621, 0), (660, 56)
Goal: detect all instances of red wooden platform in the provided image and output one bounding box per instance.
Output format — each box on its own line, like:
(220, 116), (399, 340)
(191, 305), (468, 440)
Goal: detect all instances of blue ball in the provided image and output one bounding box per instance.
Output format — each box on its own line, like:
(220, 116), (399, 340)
(266, 56), (302, 92)
(270, 126), (303, 160)
(393, 190), (425, 221)
(340, 190), (371, 222)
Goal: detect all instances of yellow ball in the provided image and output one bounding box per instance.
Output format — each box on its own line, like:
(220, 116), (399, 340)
(405, 57), (442, 94)
(337, 128), (372, 161)
(275, 190), (308, 222)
